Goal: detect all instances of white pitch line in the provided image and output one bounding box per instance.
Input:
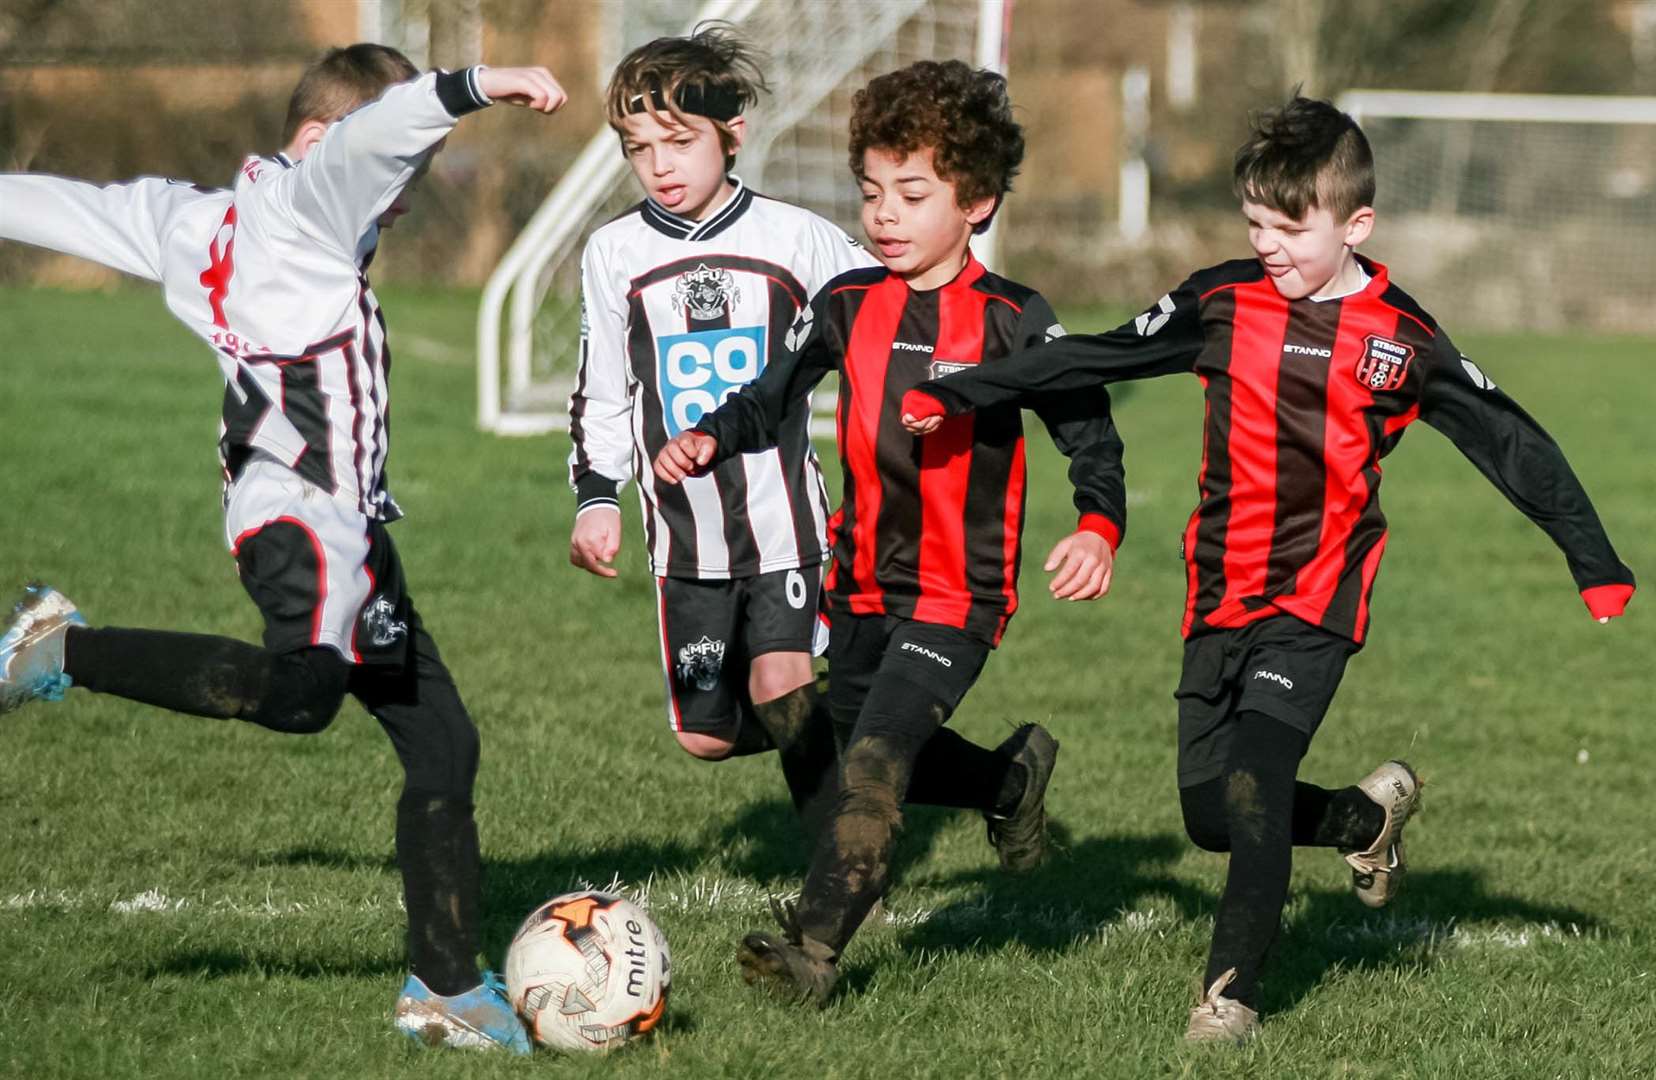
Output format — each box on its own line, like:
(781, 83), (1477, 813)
(2, 879), (1600, 952)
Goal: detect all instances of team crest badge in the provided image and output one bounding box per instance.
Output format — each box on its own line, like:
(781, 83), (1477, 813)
(361, 596), (408, 648)
(671, 264), (740, 320)
(676, 635), (726, 691)
(929, 359), (974, 379)
(1355, 335), (1414, 391)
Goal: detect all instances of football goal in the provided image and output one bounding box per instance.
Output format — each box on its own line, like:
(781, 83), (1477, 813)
(1339, 89), (1656, 334)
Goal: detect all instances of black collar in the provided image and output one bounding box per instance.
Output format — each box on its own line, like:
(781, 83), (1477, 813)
(641, 178), (753, 241)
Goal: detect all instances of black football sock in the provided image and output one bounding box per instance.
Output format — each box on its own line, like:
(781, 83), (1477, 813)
(62, 625), (348, 733)
(397, 792), (483, 997)
(725, 702), (778, 757)
(1290, 781), (1386, 850)
(796, 674), (945, 953)
(751, 683), (840, 842)
(905, 727), (1021, 813)
(1202, 711), (1307, 1009)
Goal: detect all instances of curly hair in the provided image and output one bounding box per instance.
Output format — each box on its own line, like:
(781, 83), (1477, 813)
(849, 60), (1024, 216)
(1233, 96), (1375, 222)
(605, 22), (768, 167)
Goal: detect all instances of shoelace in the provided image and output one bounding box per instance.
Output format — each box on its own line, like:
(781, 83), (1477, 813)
(767, 894), (805, 945)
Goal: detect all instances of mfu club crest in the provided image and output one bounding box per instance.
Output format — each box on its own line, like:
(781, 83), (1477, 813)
(671, 264), (740, 320)
(1356, 334), (1414, 391)
(676, 635), (726, 691)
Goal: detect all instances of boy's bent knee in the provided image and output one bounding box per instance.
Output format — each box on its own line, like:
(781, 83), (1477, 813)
(244, 647), (350, 734)
(675, 729), (737, 760)
(1180, 779), (1231, 853)
(748, 650), (813, 705)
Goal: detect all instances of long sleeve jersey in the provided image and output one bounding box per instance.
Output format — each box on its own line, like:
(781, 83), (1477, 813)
(693, 255), (1127, 647)
(913, 256), (1635, 643)
(568, 180), (875, 579)
(0, 68), (494, 526)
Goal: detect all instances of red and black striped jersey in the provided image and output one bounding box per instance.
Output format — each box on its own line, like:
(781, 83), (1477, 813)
(915, 256), (1635, 643)
(693, 255), (1127, 646)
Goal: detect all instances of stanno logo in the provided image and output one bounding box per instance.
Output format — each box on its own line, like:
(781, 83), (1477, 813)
(785, 305), (813, 352)
(892, 341), (934, 353)
(900, 641), (953, 667)
(1252, 669), (1294, 690)
(1135, 293), (1175, 336)
(1284, 343), (1333, 357)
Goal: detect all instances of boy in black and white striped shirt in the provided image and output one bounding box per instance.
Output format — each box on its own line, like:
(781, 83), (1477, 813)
(568, 26), (873, 836)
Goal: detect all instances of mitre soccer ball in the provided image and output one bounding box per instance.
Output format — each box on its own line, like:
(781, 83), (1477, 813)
(504, 890), (671, 1052)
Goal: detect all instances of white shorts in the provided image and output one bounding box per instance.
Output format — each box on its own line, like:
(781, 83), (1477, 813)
(223, 460), (410, 665)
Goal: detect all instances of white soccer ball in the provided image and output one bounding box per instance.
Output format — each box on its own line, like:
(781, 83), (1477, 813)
(504, 890), (671, 1052)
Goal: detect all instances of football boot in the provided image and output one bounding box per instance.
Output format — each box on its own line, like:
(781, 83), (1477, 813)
(1341, 760), (1422, 909)
(393, 970), (531, 1054)
(736, 897), (838, 1008)
(984, 723), (1060, 872)
(1184, 967), (1260, 1044)
(0, 584), (84, 716)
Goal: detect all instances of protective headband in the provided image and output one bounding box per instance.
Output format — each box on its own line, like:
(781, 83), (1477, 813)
(624, 81), (745, 123)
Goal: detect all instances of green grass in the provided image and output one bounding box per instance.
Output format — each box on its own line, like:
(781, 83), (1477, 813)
(1, 285), (1652, 1079)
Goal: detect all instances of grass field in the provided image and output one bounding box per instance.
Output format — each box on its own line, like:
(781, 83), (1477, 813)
(1, 285), (1652, 1079)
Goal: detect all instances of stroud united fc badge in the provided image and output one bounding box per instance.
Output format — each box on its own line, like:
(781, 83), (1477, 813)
(1356, 335), (1414, 391)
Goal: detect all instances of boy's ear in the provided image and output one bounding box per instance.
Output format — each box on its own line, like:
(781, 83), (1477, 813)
(723, 115), (747, 154)
(285, 118), (332, 163)
(1343, 205), (1375, 249)
(964, 192), (1000, 229)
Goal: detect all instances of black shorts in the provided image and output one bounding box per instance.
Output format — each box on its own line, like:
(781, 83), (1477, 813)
(656, 566), (825, 733)
(234, 516), (414, 669)
(1174, 615), (1358, 788)
(826, 613), (991, 726)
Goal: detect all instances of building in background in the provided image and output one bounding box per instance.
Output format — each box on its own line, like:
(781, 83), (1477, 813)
(2, 0), (1650, 331)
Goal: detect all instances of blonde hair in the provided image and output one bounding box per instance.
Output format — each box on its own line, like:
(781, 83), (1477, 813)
(282, 44), (419, 144)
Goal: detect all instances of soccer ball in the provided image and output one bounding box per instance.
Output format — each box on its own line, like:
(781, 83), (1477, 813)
(504, 890), (671, 1052)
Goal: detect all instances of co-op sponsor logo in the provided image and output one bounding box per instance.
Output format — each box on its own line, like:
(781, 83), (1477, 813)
(1252, 669), (1294, 690)
(900, 641), (953, 667)
(657, 325), (766, 436)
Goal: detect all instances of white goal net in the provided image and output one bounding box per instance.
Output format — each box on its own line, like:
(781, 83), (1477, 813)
(477, 0), (1007, 434)
(1340, 90), (1656, 334)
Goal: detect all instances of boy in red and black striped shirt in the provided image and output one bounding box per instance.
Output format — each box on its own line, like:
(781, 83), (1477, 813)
(656, 61), (1127, 1005)
(904, 97), (1635, 1040)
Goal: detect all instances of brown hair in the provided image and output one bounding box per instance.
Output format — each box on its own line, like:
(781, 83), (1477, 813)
(1233, 95), (1375, 222)
(849, 60), (1023, 231)
(605, 22), (767, 169)
(282, 44), (420, 144)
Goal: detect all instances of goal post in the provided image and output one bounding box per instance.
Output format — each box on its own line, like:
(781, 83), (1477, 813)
(1338, 89), (1656, 333)
(477, 0), (1009, 435)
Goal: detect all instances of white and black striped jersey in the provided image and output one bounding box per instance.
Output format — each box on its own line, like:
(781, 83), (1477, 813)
(0, 69), (493, 527)
(570, 180), (876, 579)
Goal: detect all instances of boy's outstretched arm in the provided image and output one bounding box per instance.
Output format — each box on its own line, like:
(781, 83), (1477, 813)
(1419, 337), (1635, 622)
(0, 174), (199, 282)
(287, 66), (564, 255)
(901, 277), (1207, 434)
(1014, 298), (1130, 602)
(568, 240), (631, 578)
(654, 289), (838, 484)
